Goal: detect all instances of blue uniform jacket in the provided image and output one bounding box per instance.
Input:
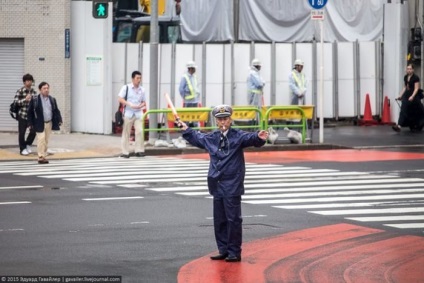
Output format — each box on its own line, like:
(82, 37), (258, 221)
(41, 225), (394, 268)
(182, 127), (266, 197)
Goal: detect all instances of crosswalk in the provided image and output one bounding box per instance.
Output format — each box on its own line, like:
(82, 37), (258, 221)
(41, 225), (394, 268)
(1, 157), (423, 233)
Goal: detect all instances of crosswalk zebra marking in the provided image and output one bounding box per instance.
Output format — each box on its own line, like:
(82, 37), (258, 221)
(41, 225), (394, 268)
(1, 156), (423, 232)
(243, 194), (424, 205)
(0, 201), (31, 205)
(384, 223), (424, 229)
(0, 185), (43, 190)
(310, 207), (424, 215)
(82, 196), (144, 201)
(274, 201), (422, 209)
(346, 215), (424, 222)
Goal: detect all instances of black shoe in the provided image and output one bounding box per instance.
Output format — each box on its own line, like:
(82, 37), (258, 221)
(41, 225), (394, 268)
(225, 256), (241, 262)
(38, 158), (49, 164)
(392, 125), (401, 132)
(119, 154), (130, 158)
(210, 253), (228, 260)
(135, 152), (146, 157)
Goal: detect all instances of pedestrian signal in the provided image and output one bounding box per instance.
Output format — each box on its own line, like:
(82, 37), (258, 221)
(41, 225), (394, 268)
(93, 1), (109, 19)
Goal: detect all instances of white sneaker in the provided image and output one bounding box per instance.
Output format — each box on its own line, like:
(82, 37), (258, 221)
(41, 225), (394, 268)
(26, 145), (32, 154)
(21, 149), (29, 156)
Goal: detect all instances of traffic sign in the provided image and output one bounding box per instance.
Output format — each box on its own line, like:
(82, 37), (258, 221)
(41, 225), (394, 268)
(308, 0), (328, 10)
(311, 10), (324, 20)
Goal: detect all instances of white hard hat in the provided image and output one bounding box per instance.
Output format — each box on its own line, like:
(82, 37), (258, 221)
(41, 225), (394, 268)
(186, 61), (197, 69)
(251, 58), (262, 67)
(294, 59), (304, 66)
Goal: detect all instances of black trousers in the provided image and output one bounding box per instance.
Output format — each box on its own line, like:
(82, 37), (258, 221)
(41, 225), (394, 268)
(18, 115), (36, 152)
(213, 195), (242, 258)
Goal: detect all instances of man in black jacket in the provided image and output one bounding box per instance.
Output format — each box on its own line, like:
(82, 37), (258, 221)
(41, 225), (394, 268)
(13, 73), (37, 156)
(27, 82), (62, 164)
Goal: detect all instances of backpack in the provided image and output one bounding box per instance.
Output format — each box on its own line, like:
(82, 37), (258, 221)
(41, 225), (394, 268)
(9, 101), (19, 120)
(10, 88), (26, 120)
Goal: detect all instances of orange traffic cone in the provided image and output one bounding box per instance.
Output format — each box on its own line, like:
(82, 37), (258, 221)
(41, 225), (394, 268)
(381, 96), (394, 125)
(358, 93), (378, 125)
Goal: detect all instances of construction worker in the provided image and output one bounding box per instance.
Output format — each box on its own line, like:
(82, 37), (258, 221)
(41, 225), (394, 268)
(179, 61), (200, 108)
(289, 59), (307, 105)
(179, 61), (200, 127)
(247, 58), (265, 107)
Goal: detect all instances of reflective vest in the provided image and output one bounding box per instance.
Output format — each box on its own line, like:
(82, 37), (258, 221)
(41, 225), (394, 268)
(249, 88), (262, 94)
(291, 70), (305, 90)
(183, 74), (197, 100)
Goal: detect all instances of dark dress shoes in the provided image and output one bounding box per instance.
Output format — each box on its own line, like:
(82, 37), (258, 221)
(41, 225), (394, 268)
(392, 125), (401, 132)
(225, 256), (241, 262)
(119, 154), (130, 158)
(135, 152), (146, 157)
(210, 253), (228, 260)
(38, 158), (49, 164)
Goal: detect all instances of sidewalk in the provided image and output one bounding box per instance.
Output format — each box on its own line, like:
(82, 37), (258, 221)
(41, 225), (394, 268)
(0, 125), (423, 161)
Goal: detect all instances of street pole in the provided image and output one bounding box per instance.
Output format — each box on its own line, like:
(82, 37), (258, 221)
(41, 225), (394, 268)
(319, 20), (324, 143)
(149, 0), (159, 142)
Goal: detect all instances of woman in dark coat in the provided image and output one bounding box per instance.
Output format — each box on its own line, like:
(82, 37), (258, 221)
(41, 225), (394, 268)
(392, 64), (424, 132)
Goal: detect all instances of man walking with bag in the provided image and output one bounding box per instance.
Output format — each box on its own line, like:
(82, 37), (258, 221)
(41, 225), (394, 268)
(118, 70), (147, 158)
(13, 73), (37, 156)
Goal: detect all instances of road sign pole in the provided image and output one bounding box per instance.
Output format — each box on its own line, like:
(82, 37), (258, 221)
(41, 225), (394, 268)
(319, 20), (324, 144)
(308, 0), (327, 144)
(149, 0), (159, 143)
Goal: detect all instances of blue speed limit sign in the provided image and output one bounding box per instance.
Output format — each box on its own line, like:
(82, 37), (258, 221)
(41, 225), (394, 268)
(308, 0), (328, 9)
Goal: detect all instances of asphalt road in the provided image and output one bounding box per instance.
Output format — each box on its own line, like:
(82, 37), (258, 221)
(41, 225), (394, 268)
(0, 150), (423, 282)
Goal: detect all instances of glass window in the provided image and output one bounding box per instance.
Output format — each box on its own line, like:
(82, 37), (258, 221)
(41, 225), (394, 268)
(116, 22), (133, 42)
(167, 26), (181, 43)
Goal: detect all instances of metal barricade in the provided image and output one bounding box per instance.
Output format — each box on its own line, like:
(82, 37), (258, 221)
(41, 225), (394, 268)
(263, 105), (315, 143)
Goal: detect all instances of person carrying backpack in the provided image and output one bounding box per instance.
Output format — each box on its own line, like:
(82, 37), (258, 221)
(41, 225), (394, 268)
(13, 73), (37, 156)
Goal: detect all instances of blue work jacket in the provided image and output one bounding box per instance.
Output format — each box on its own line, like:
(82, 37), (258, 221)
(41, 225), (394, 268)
(182, 127), (266, 197)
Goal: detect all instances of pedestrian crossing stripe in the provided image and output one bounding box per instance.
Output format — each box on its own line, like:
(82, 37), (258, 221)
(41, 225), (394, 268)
(347, 216), (424, 222)
(0, 156), (423, 233)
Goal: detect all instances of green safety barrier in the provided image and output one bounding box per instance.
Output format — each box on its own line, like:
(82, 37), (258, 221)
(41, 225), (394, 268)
(138, 105), (312, 150)
(263, 106), (314, 143)
(140, 106), (263, 134)
(225, 106), (263, 130)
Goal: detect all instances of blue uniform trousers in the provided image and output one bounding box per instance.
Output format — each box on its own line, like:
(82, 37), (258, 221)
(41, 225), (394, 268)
(213, 195), (242, 257)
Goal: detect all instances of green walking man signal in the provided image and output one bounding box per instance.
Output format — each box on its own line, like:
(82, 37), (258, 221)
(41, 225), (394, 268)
(93, 1), (109, 19)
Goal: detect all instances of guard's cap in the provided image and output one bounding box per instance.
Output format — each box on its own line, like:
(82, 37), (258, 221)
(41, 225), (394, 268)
(212, 105), (233, 118)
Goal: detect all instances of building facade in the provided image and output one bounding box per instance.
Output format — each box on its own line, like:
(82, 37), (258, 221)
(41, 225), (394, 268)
(0, 0), (71, 132)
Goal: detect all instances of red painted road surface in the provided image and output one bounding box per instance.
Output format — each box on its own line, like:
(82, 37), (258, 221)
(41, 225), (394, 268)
(177, 149), (424, 163)
(178, 223), (424, 283)
(176, 150), (424, 282)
